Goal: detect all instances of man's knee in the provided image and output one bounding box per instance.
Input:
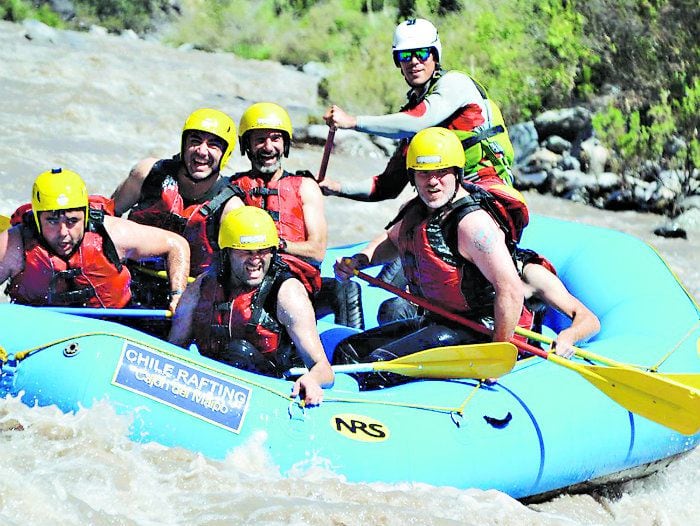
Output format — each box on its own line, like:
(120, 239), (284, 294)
(377, 297), (417, 325)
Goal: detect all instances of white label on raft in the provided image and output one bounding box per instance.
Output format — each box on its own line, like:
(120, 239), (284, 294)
(331, 414), (390, 442)
(112, 341), (252, 434)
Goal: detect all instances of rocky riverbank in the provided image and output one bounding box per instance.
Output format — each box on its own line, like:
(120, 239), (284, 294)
(1, 19), (698, 298)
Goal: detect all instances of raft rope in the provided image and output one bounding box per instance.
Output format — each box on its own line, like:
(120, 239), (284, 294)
(650, 320), (700, 371)
(2, 332), (487, 419)
(5, 331), (298, 401)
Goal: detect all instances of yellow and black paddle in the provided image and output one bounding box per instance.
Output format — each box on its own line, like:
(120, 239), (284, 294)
(287, 341), (518, 380)
(0, 214), (10, 232)
(133, 265), (196, 283)
(354, 269), (700, 436)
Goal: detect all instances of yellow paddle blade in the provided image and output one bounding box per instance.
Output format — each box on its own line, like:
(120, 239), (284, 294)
(0, 214), (10, 233)
(134, 266), (196, 283)
(660, 373), (700, 391)
(550, 354), (700, 435)
(372, 342), (518, 379)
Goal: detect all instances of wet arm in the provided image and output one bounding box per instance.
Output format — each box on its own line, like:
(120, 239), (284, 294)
(356, 72), (484, 138)
(322, 149), (409, 202)
(0, 227), (24, 285)
(333, 227), (400, 282)
(111, 158), (157, 215)
(105, 216), (190, 310)
(457, 211), (524, 342)
(168, 276), (202, 347)
(276, 279), (334, 405)
(523, 263), (601, 356)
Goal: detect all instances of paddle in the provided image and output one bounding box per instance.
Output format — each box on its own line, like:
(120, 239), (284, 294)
(133, 266), (196, 283)
(354, 269), (700, 435)
(316, 126), (336, 182)
(39, 307), (172, 318)
(516, 325), (700, 393)
(288, 341), (517, 380)
(0, 214), (10, 232)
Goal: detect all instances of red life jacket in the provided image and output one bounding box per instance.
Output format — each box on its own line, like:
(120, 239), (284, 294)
(192, 260), (292, 359)
(7, 210), (131, 308)
(128, 157), (237, 276)
(395, 196), (532, 338)
(229, 170), (322, 294)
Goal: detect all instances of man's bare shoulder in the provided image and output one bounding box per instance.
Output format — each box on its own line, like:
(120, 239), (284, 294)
(130, 157), (160, 180)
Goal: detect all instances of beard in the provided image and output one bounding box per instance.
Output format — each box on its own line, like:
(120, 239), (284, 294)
(251, 150), (282, 175)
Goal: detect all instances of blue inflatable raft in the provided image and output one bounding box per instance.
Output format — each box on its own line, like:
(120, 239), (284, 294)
(1, 214), (699, 500)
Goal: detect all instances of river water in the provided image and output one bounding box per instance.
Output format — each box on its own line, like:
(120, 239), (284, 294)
(1, 20), (699, 525)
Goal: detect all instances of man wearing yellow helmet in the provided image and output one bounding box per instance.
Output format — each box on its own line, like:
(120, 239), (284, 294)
(169, 206), (334, 405)
(110, 108), (244, 311)
(228, 102), (327, 294)
(227, 103), (363, 329)
(0, 168), (190, 312)
(112, 108), (243, 276)
(332, 128), (527, 384)
(321, 18), (528, 245)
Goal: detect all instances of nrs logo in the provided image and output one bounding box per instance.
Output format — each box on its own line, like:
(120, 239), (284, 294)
(332, 414), (389, 442)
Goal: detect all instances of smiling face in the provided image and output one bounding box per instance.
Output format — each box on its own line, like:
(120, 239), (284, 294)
(247, 129), (285, 175)
(413, 168), (458, 210)
(227, 247), (275, 288)
(398, 49), (437, 88)
(182, 130), (226, 180)
(38, 209), (86, 257)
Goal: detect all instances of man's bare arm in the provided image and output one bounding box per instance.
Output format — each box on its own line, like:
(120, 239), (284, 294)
(111, 157), (158, 215)
(456, 210), (524, 342)
(104, 215), (190, 310)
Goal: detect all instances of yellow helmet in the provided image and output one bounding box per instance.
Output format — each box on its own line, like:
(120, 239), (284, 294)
(31, 168), (89, 231)
(218, 206), (279, 251)
(182, 108), (237, 171)
(406, 127), (466, 173)
(238, 102), (293, 157)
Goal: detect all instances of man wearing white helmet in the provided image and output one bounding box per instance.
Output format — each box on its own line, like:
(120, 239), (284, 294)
(322, 18), (528, 246)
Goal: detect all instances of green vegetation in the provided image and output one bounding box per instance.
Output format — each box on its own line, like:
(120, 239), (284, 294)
(3, 0), (698, 182)
(162, 0), (594, 119)
(0, 0), (63, 26)
(70, 0), (173, 34)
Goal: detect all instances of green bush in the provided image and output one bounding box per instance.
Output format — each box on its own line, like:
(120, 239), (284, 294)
(0, 0), (64, 26)
(593, 76), (699, 194)
(72, 0), (173, 33)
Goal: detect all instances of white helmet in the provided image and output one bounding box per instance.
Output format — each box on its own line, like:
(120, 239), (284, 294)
(392, 18), (442, 66)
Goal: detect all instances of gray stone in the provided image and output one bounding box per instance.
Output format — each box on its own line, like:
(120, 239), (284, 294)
(596, 172), (623, 191)
(534, 106), (592, 142)
(89, 25), (108, 37)
(658, 169), (685, 195)
(543, 135), (571, 154)
(515, 169), (549, 189)
(302, 61), (332, 79)
(522, 148), (561, 171)
(558, 153), (580, 172)
(509, 121), (538, 164)
(579, 137), (609, 175)
(677, 195), (700, 212)
(22, 19), (58, 43)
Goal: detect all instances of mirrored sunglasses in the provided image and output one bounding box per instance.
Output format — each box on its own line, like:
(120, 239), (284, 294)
(396, 47), (432, 63)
